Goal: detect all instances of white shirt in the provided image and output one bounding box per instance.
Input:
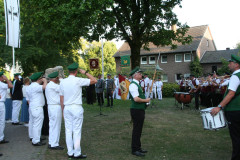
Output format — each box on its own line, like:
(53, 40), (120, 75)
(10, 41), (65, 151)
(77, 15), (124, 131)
(156, 80), (163, 90)
(144, 77), (150, 88)
(114, 78), (119, 88)
(129, 79), (140, 98)
(6, 88), (11, 99)
(26, 82), (45, 108)
(22, 85), (28, 98)
(228, 69), (240, 92)
(60, 75), (90, 105)
(45, 81), (61, 105)
(0, 82), (8, 102)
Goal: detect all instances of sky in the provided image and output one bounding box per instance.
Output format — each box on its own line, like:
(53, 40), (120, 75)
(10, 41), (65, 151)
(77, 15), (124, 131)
(114, 0), (240, 50)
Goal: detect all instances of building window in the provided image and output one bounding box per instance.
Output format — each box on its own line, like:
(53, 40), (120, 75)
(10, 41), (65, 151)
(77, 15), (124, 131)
(161, 55), (167, 63)
(212, 66), (217, 73)
(149, 56), (156, 64)
(161, 74), (168, 82)
(184, 53), (191, 62)
(175, 74), (182, 81)
(175, 54), (182, 62)
(141, 57), (147, 64)
(207, 40), (209, 47)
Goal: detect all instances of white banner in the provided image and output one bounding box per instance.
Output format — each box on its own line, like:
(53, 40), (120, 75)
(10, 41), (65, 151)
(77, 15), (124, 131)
(4, 0), (20, 48)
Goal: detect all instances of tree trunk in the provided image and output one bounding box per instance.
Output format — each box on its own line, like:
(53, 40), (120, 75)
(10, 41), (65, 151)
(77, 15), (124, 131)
(129, 42), (141, 70)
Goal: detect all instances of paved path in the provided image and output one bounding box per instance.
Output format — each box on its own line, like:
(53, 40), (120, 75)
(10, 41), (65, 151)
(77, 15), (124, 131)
(0, 123), (47, 160)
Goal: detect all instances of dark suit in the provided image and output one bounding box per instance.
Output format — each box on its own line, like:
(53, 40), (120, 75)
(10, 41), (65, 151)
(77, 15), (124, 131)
(11, 79), (23, 100)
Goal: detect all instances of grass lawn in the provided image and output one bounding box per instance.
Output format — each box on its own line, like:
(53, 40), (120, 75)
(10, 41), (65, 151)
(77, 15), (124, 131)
(45, 98), (232, 160)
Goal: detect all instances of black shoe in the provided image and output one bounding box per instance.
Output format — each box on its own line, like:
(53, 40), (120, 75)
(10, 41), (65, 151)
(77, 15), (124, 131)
(74, 154), (87, 159)
(139, 149), (148, 153)
(49, 146), (64, 150)
(32, 142), (46, 146)
(12, 122), (22, 125)
(68, 155), (74, 159)
(40, 137), (46, 141)
(132, 151), (145, 157)
(0, 139), (9, 144)
(0, 153), (2, 156)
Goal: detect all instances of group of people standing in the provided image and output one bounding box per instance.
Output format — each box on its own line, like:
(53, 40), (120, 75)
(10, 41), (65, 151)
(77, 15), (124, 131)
(178, 72), (230, 109)
(0, 63), (97, 159)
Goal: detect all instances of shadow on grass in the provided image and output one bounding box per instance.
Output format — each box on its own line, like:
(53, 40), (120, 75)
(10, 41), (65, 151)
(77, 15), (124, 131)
(45, 98), (231, 160)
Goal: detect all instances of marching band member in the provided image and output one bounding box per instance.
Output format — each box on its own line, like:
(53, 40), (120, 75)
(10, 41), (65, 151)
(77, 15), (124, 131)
(211, 54), (240, 160)
(45, 71), (64, 150)
(189, 75), (200, 110)
(0, 71), (13, 144)
(60, 63), (97, 159)
(144, 74), (150, 98)
(26, 72), (47, 146)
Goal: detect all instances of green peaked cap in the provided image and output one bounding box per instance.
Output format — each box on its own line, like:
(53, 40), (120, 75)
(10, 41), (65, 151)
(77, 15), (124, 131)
(229, 54), (240, 64)
(129, 67), (143, 76)
(67, 62), (79, 71)
(29, 72), (43, 81)
(14, 73), (21, 77)
(48, 71), (59, 78)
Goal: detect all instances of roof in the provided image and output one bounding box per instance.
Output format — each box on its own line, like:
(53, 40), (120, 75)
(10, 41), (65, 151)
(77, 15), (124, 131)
(200, 49), (239, 63)
(114, 25), (209, 57)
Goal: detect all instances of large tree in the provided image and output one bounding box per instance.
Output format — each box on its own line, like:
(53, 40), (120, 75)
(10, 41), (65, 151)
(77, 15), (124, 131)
(85, 0), (192, 69)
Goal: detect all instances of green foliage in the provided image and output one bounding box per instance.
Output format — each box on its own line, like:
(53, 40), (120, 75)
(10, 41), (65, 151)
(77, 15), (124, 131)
(162, 83), (179, 97)
(189, 56), (203, 77)
(218, 58), (230, 76)
(80, 40), (117, 78)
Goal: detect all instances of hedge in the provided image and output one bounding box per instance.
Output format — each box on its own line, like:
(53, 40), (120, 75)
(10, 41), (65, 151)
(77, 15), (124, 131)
(162, 83), (180, 97)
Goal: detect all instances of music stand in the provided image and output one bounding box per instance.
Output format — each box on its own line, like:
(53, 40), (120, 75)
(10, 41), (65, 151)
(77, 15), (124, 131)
(94, 101), (107, 117)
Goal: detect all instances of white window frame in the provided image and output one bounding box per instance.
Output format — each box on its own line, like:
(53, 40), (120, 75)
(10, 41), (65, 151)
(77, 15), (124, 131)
(184, 53), (191, 62)
(141, 56), (147, 64)
(161, 55), (167, 63)
(175, 54), (182, 62)
(149, 56), (156, 64)
(161, 74), (168, 82)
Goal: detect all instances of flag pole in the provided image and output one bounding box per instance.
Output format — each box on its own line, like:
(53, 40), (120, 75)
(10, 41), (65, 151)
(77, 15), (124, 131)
(12, 5), (15, 74)
(101, 37), (104, 79)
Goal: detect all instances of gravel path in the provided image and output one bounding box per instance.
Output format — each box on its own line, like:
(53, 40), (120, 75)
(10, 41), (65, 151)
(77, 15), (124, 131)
(0, 123), (47, 160)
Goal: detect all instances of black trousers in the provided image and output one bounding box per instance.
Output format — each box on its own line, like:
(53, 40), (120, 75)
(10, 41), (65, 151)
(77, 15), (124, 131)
(106, 91), (113, 106)
(130, 108), (145, 152)
(194, 91), (200, 109)
(225, 111), (240, 160)
(97, 93), (104, 106)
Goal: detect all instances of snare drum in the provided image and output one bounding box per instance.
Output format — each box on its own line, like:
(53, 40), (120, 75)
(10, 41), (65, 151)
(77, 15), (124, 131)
(200, 107), (226, 130)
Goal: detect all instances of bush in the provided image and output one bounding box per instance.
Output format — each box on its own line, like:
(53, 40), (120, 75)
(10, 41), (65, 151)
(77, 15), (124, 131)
(162, 83), (180, 97)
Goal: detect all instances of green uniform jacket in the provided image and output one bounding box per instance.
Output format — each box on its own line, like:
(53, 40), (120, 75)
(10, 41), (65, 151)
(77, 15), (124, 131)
(129, 81), (147, 110)
(224, 72), (240, 111)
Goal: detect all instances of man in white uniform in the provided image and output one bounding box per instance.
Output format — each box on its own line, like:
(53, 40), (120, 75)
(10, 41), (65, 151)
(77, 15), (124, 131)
(60, 63), (97, 159)
(144, 74), (150, 98)
(0, 71), (13, 144)
(113, 75), (120, 99)
(156, 78), (163, 100)
(45, 71), (64, 150)
(26, 72), (47, 146)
